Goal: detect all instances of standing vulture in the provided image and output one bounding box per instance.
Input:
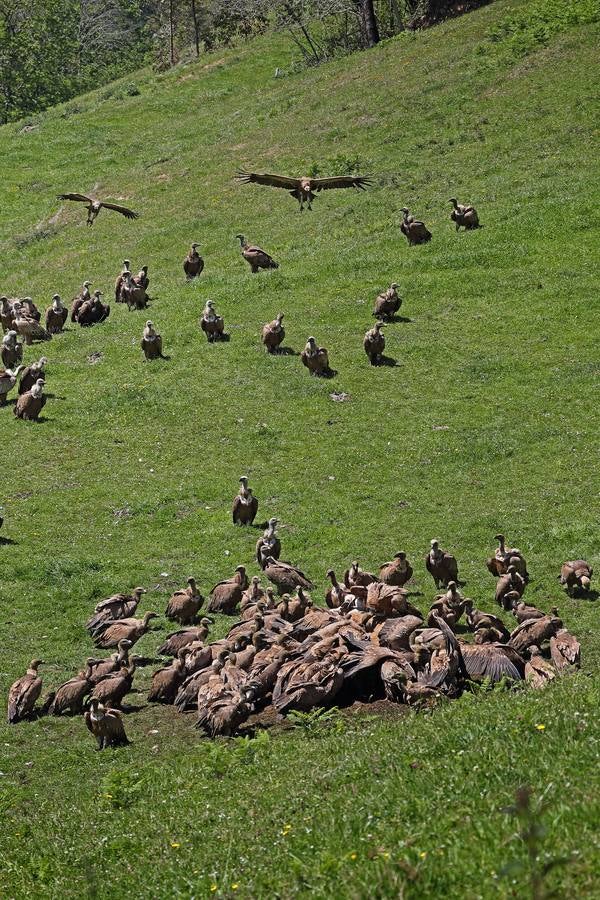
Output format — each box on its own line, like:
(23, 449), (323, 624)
(1, 331), (22, 368)
(165, 578), (204, 625)
(0, 297), (15, 333)
(0, 366), (23, 405)
(141, 321), (166, 360)
(374, 284), (401, 320)
(425, 540), (460, 589)
(256, 518), (281, 568)
(12, 303), (51, 345)
(400, 208), (432, 245)
(261, 313), (285, 353)
(184, 243), (204, 279)
(236, 235), (278, 273)
(200, 301), (227, 342)
(559, 560), (593, 596)
(19, 357), (47, 395)
(78, 290), (110, 326)
(207, 566), (248, 615)
(45, 295), (68, 333)
(301, 337), (332, 377)
(134, 266), (149, 291)
(85, 587), (147, 635)
(235, 170), (372, 211)
(115, 262), (130, 302)
(14, 379), (46, 420)
(57, 193), (139, 226)
(450, 198), (480, 230)
(7, 660), (43, 723)
(232, 476), (259, 526)
(85, 699), (130, 748)
(72, 282), (91, 321)
(379, 552), (413, 587)
(120, 272), (148, 310)
(364, 322), (385, 365)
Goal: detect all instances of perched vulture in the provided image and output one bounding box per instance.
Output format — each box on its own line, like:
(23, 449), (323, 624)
(85, 699), (130, 748)
(425, 540), (459, 589)
(508, 615), (563, 654)
(450, 198), (480, 230)
(87, 640), (132, 684)
(141, 321), (166, 360)
(50, 662), (93, 715)
(400, 207), (431, 245)
(12, 303), (51, 345)
(45, 295), (68, 334)
(200, 300), (227, 342)
(165, 577), (204, 625)
(57, 192), (139, 226)
(7, 660), (43, 724)
(256, 518), (281, 568)
(148, 650), (190, 703)
(0, 297), (15, 333)
(158, 619), (212, 657)
(115, 262), (130, 302)
(78, 290), (110, 326)
(120, 272), (148, 310)
(14, 378), (46, 420)
(364, 322), (385, 365)
(525, 646), (557, 689)
(560, 560), (593, 596)
(207, 566), (248, 615)
(236, 234), (278, 273)
(495, 566), (526, 610)
(373, 283), (401, 320)
(184, 243), (204, 279)
(85, 587), (147, 635)
(235, 170), (372, 211)
(90, 661), (136, 708)
(550, 630), (580, 671)
(71, 282), (92, 321)
(486, 534), (529, 580)
(378, 552), (413, 587)
(261, 313), (285, 353)
(0, 366), (23, 405)
(263, 557), (314, 595)
(232, 476), (259, 526)
(93, 611), (159, 649)
(19, 357), (47, 395)
(301, 337), (332, 377)
(1, 331), (22, 368)
(134, 265), (149, 291)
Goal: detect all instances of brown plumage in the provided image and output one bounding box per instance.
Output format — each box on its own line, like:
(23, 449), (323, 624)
(88, 640), (132, 684)
(236, 234), (278, 273)
(373, 283), (401, 320)
(560, 560), (593, 596)
(508, 615), (563, 654)
(495, 566), (526, 610)
(486, 534), (529, 580)
(376, 615), (423, 650)
(45, 295), (68, 333)
(115, 262), (130, 302)
(90, 660), (136, 708)
(344, 561), (378, 589)
(86, 587), (147, 635)
(325, 569), (349, 609)
(301, 337), (331, 377)
(77, 290), (110, 326)
(0, 366), (23, 405)
(465, 603), (510, 641)
(85, 699), (130, 748)
(134, 266), (149, 291)
(93, 611), (159, 649)
(158, 619), (212, 657)
(460, 643), (525, 683)
(184, 243), (204, 279)
(57, 192), (139, 226)
(7, 659), (43, 723)
(261, 313), (285, 353)
(0, 297), (15, 333)
(400, 208), (432, 245)
(525, 646), (557, 689)
(141, 321), (166, 360)
(256, 518), (281, 568)
(50, 662), (93, 715)
(18, 357), (47, 395)
(263, 557), (314, 595)
(12, 303), (51, 345)
(14, 378), (46, 420)
(512, 602), (558, 625)
(450, 198), (480, 230)
(196, 682), (257, 737)
(165, 577), (204, 625)
(235, 170), (372, 211)
(232, 476), (259, 525)
(550, 630), (581, 671)
(200, 300), (227, 342)
(71, 282), (92, 321)
(207, 566), (248, 614)
(1, 330), (22, 368)
(148, 650), (189, 703)
(120, 272), (148, 311)
(378, 552), (413, 587)
(425, 540), (459, 589)
(364, 322), (385, 365)
(273, 651), (345, 712)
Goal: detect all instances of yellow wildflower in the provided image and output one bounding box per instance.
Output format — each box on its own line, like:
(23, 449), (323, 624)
(350, 852), (357, 861)
(209, 886), (217, 893)
(170, 842), (180, 849)
(535, 724), (546, 731)
(231, 884), (239, 891)
(419, 851), (427, 859)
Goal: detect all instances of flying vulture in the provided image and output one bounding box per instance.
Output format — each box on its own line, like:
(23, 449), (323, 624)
(235, 170), (373, 211)
(57, 193), (139, 226)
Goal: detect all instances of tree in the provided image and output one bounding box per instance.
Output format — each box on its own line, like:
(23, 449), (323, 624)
(356, 0), (380, 45)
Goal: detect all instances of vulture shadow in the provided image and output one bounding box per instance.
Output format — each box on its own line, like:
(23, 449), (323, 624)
(133, 655), (163, 667)
(0, 536), (17, 545)
(317, 369), (337, 379)
(120, 703), (145, 714)
(576, 589), (599, 602)
(273, 346), (297, 356)
(373, 355), (398, 367)
(382, 315), (412, 324)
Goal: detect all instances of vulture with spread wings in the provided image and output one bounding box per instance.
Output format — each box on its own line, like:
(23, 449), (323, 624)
(57, 193), (139, 226)
(235, 170), (373, 211)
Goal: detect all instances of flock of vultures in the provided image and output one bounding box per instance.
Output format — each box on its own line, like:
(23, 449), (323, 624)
(3, 174), (590, 747)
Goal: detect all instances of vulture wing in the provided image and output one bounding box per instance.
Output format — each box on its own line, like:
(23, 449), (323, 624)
(57, 193), (92, 203)
(235, 171), (300, 190)
(462, 644), (523, 683)
(100, 201), (139, 220)
(310, 175), (373, 192)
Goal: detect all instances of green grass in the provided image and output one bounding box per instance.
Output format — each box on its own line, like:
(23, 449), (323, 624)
(1, 1), (599, 896)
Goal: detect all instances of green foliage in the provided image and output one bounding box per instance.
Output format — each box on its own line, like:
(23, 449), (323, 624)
(288, 706), (345, 735)
(478, 0), (600, 59)
(100, 770), (145, 810)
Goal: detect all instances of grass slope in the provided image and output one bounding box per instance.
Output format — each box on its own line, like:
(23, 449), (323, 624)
(1, 1), (599, 896)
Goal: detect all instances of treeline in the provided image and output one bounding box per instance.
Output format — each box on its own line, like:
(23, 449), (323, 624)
(0, 0), (478, 123)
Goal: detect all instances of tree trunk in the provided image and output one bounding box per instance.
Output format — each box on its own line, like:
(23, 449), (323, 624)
(190, 0), (200, 57)
(169, 0), (175, 65)
(359, 0), (380, 46)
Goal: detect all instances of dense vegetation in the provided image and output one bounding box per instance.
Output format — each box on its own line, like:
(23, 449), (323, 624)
(1, 0), (599, 896)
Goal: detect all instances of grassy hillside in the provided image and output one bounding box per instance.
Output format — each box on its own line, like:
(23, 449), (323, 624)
(1, 0), (599, 896)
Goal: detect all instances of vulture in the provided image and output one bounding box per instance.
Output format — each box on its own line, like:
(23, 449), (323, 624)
(550, 630), (580, 671)
(241, 577), (268, 614)
(134, 265), (149, 291)
(344, 561), (377, 589)
(261, 313), (285, 353)
(512, 601), (558, 625)
(14, 378), (46, 421)
(235, 170), (372, 211)
(158, 619), (212, 657)
(1, 331), (22, 369)
(184, 243), (204, 279)
(486, 534), (529, 580)
(207, 566), (248, 614)
(273, 652), (345, 712)
(263, 557), (313, 595)
(373, 283), (401, 320)
(0, 366), (23, 405)
(17, 297), (41, 321)
(460, 643), (525, 683)
(0, 297), (15, 333)
(85, 699), (130, 748)
(87, 640), (132, 684)
(425, 540), (460, 589)
(115, 262), (130, 302)
(93, 611), (159, 649)
(378, 552), (413, 587)
(19, 357), (47, 395)
(77, 290), (110, 326)
(71, 282), (91, 321)
(90, 660), (136, 708)
(12, 302), (51, 345)
(256, 518), (281, 568)
(400, 208), (431, 245)
(232, 476), (259, 525)
(508, 615), (563, 654)
(57, 192), (139, 226)
(560, 560), (593, 596)
(325, 569), (350, 609)
(85, 587), (147, 635)
(7, 660), (43, 724)
(50, 662), (93, 715)
(120, 272), (148, 310)
(301, 337), (332, 377)
(200, 300), (227, 342)
(196, 682), (257, 737)
(495, 566), (526, 610)
(45, 295), (68, 334)
(464, 603), (510, 642)
(525, 646), (557, 689)
(165, 577), (204, 625)
(236, 234), (278, 273)
(148, 650), (190, 703)
(141, 321), (166, 360)
(450, 198), (480, 230)
(364, 322), (385, 365)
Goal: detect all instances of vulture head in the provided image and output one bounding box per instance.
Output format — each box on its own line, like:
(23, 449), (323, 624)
(235, 565), (246, 575)
(36, 357), (48, 369)
(449, 198), (458, 206)
(133, 587), (147, 597)
(580, 575), (591, 590)
(123, 260), (131, 269)
(83, 280), (91, 288)
(117, 639), (133, 650)
(187, 577), (197, 587)
(142, 612), (159, 625)
(3, 330), (17, 344)
(390, 282), (399, 289)
(191, 242), (200, 249)
(375, 321), (384, 331)
(235, 234), (245, 245)
(29, 659), (44, 670)
(31, 379), (45, 397)
(430, 540), (439, 550)
(93, 290), (103, 298)
(401, 207), (410, 215)
(394, 551), (407, 560)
